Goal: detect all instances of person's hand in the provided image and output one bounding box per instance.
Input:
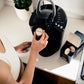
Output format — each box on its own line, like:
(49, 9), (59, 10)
(14, 42), (32, 53)
(30, 30), (49, 54)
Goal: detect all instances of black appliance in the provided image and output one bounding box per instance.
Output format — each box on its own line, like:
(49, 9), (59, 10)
(29, 0), (67, 57)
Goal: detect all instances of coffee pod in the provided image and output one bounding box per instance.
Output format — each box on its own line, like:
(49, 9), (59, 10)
(64, 48), (70, 55)
(36, 27), (43, 40)
(70, 46), (76, 53)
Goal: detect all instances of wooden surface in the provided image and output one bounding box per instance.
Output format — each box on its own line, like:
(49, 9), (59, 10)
(35, 68), (75, 84)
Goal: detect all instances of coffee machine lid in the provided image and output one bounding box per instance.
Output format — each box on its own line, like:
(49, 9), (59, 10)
(36, 0), (56, 22)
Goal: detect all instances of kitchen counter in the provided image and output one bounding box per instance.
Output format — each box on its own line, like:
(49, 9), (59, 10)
(0, 5), (84, 83)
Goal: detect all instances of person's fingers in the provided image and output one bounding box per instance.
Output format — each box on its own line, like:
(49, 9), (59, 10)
(22, 43), (31, 49)
(23, 42), (32, 47)
(22, 47), (28, 50)
(28, 42), (32, 46)
(22, 49), (29, 53)
(22, 42), (29, 45)
(23, 44), (29, 48)
(28, 42), (32, 45)
(44, 33), (49, 41)
(40, 30), (45, 41)
(43, 33), (49, 47)
(33, 32), (36, 40)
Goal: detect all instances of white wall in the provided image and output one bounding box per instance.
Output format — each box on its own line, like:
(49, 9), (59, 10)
(5, 0), (14, 6)
(5, 0), (84, 19)
(32, 0), (84, 19)
(32, 0), (39, 10)
(52, 0), (84, 19)
(0, 0), (5, 11)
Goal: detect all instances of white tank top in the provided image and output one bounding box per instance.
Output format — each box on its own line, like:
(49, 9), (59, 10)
(0, 36), (20, 80)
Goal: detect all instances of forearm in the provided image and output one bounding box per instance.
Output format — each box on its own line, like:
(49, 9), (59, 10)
(18, 31), (48, 84)
(19, 50), (38, 84)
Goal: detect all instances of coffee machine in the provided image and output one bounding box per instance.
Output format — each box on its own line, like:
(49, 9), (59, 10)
(29, 0), (67, 57)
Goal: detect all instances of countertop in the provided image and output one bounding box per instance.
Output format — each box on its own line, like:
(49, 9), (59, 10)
(0, 5), (84, 81)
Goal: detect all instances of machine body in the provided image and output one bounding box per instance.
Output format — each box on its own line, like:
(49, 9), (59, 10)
(29, 0), (67, 56)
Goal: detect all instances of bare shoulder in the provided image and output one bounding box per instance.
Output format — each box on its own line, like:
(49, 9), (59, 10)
(0, 60), (19, 84)
(0, 60), (10, 75)
(0, 60), (11, 83)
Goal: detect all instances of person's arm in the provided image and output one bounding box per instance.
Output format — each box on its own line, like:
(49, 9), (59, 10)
(19, 31), (48, 84)
(19, 51), (38, 84)
(0, 31), (48, 84)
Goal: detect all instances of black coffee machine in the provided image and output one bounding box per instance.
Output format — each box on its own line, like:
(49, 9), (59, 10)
(29, 0), (67, 57)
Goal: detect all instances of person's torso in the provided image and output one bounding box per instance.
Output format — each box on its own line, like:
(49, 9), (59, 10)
(0, 36), (21, 80)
